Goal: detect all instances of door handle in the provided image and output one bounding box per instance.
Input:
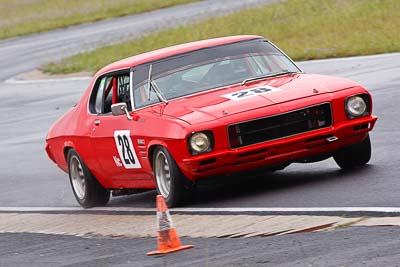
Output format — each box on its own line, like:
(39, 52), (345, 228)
(94, 119), (101, 126)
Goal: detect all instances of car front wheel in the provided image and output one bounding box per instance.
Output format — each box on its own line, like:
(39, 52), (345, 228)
(153, 147), (192, 207)
(67, 149), (110, 208)
(333, 134), (371, 170)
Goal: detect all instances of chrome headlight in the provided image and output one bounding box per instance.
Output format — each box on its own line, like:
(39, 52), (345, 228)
(188, 131), (213, 155)
(345, 94), (370, 118)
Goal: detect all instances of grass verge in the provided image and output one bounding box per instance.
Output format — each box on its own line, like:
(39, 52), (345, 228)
(0, 0), (198, 40)
(42, 0), (400, 75)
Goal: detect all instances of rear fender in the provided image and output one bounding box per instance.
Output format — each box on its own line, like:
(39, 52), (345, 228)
(61, 141), (76, 172)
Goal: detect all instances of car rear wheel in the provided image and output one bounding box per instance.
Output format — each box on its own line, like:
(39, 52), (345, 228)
(153, 147), (192, 208)
(67, 149), (110, 208)
(333, 134), (371, 170)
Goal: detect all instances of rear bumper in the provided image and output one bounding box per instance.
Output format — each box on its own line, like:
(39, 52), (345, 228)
(179, 115), (377, 180)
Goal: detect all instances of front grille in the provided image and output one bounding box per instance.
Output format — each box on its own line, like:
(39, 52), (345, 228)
(228, 103), (332, 148)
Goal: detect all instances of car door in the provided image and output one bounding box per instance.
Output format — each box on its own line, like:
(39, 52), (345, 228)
(89, 71), (149, 183)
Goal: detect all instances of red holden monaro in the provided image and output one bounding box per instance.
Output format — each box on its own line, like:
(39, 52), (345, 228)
(46, 35), (377, 208)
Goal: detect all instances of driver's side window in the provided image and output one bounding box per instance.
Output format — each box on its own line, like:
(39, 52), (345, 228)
(90, 71), (131, 114)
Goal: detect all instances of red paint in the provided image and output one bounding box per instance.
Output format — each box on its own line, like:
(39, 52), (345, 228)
(45, 35), (377, 190)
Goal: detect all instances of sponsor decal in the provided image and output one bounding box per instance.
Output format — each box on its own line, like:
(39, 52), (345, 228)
(222, 86), (281, 101)
(114, 130), (141, 169)
(113, 156), (123, 167)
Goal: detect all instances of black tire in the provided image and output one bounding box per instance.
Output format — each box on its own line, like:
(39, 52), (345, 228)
(333, 134), (371, 170)
(67, 149), (110, 208)
(152, 146), (192, 208)
(267, 163), (291, 172)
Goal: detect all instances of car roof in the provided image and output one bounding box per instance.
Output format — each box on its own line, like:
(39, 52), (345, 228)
(95, 35), (264, 76)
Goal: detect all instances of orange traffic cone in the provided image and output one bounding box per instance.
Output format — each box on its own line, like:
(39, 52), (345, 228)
(147, 195), (194, 256)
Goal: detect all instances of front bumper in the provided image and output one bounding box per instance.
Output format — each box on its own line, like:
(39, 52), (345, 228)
(179, 115), (377, 180)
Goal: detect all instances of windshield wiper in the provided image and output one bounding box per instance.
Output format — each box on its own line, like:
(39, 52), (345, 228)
(241, 71), (298, 85)
(147, 64), (168, 103)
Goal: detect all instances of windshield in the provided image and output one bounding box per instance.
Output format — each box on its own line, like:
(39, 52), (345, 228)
(133, 39), (300, 109)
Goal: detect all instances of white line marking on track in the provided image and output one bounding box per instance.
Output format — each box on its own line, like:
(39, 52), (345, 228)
(0, 207), (153, 212)
(172, 207), (400, 213)
(2, 207), (400, 213)
(5, 76), (91, 84)
(298, 52), (400, 64)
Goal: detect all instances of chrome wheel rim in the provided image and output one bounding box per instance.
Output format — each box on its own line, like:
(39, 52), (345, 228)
(155, 151), (171, 198)
(70, 155), (86, 200)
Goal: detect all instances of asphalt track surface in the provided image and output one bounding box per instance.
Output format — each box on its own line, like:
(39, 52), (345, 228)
(0, 0), (399, 209)
(2, 227), (400, 266)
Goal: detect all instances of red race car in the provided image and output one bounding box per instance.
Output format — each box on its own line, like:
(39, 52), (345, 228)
(46, 35), (377, 208)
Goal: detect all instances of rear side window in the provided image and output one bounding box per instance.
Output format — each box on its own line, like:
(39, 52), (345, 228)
(89, 71), (131, 114)
(94, 78), (107, 113)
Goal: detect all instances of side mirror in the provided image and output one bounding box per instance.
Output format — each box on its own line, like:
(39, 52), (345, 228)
(111, 103), (132, 120)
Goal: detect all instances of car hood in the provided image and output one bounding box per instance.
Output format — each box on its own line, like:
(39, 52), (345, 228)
(159, 73), (359, 124)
